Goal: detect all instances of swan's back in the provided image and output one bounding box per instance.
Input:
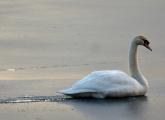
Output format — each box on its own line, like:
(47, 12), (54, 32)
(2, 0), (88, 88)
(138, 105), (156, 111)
(60, 70), (145, 98)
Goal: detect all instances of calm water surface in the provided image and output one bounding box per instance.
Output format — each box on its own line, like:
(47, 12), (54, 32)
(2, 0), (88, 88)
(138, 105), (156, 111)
(0, 0), (165, 120)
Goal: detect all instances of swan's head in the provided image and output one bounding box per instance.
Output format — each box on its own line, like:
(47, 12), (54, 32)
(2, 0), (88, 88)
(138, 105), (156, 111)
(135, 36), (152, 51)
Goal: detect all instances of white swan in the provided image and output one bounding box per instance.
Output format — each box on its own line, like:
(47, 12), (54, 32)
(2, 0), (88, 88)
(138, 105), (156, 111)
(59, 36), (152, 98)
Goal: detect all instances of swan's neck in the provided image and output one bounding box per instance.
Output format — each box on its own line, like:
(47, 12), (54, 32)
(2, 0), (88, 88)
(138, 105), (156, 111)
(129, 41), (148, 88)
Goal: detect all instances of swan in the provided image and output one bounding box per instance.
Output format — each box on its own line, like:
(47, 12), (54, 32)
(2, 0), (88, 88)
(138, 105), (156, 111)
(59, 36), (152, 98)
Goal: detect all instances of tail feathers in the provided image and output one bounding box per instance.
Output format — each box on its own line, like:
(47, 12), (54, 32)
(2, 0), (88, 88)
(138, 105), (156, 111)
(58, 88), (77, 95)
(58, 88), (107, 98)
(58, 88), (96, 95)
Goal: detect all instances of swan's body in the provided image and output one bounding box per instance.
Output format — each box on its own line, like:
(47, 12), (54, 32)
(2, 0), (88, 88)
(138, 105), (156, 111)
(59, 36), (152, 98)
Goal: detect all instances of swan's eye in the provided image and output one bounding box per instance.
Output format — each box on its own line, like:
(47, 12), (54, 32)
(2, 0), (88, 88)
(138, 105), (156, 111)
(143, 40), (149, 45)
(139, 36), (149, 45)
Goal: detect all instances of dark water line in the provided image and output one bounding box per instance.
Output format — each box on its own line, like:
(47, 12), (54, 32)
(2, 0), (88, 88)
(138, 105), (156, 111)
(0, 95), (147, 104)
(0, 95), (69, 104)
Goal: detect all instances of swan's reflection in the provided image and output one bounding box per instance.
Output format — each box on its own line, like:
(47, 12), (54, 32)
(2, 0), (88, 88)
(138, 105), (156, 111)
(64, 96), (148, 120)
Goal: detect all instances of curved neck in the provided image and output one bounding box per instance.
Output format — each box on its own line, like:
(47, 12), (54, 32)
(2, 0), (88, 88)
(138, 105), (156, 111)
(129, 41), (148, 88)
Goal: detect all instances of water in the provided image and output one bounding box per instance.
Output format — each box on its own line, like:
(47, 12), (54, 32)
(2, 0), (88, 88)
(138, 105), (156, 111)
(0, 95), (67, 104)
(0, 0), (165, 120)
(0, 0), (165, 80)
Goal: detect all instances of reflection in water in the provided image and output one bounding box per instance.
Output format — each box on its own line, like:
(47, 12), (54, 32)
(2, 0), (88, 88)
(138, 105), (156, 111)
(64, 96), (148, 120)
(0, 95), (148, 120)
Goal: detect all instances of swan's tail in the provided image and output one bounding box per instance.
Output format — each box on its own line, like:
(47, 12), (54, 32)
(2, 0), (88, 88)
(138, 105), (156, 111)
(57, 88), (105, 98)
(57, 88), (77, 95)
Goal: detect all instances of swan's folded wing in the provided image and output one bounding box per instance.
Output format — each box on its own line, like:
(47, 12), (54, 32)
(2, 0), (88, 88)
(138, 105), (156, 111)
(58, 70), (144, 97)
(58, 87), (96, 95)
(70, 70), (134, 91)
